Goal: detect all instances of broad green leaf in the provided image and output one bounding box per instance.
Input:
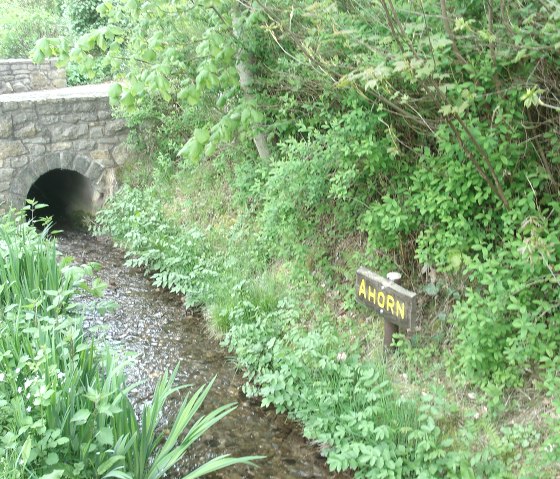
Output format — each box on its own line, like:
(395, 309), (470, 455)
(196, 69), (208, 88)
(182, 455), (264, 479)
(102, 471), (132, 479)
(70, 409), (91, 425)
(39, 471), (64, 479)
(20, 436), (32, 466)
(108, 83), (122, 99)
(98, 454), (124, 475)
(97, 427), (114, 447)
(142, 49), (157, 62)
(121, 92), (135, 108)
(194, 128), (210, 144)
(204, 141), (217, 157)
(251, 109), (264, 124)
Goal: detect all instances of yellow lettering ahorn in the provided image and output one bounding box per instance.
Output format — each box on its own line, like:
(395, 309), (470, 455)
(396, 301), (405, 320)
(358, 279), (366, 298)
(368, 285), (376, 304)
(386, 295), (395, 314)
(377, 291), (386, 309)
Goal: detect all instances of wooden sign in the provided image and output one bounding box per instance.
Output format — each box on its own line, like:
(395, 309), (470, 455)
(355, 267), (417, 332)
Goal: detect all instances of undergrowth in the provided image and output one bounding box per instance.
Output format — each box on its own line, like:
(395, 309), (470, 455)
(94, 175), (559, 478)
(41, 0), (560, 475)
(0, 210), (260, 478)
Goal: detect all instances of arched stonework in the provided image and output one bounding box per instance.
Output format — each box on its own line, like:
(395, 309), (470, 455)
(0, 83), (128, 212)
(10, 153), (107, 210)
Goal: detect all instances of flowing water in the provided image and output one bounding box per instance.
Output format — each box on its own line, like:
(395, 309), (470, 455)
(57, 231), (351, 479)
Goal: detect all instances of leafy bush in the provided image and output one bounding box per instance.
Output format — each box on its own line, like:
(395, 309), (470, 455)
(61, 0), (102, 35)
(0, 4), (66, 59)
(93, 186), (219, 308)
(451, 199), (560, 389)
(222, 305), (435, 478)
(252, 105), (396, 265)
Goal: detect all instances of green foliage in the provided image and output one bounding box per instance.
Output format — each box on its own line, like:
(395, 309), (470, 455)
(450, 199), (560, 388)
(13, 0), (63, 12)
(251, 104), (397, 265)
(32, 0), (267, 162)
(0, 2), (66, 58)
(61, 0), (102, 35)
(223, 306), (429, 477)
(0, 447), (24, 479)
(96, 188), (438, 478)
(93, 186), (218, 308)
(254, 0), (560, 390)
(46, 0), (560, 475)
(96, 184), (559, 478)
(542, 360), (560, 473)
(0, 208), (86, 316)
(0, 211), (260, 478)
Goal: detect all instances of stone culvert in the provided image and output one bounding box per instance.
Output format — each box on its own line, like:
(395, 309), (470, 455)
(0, 82), (130, 217)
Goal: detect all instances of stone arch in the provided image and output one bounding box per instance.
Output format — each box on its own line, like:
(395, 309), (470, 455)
(0, 83), (129, 213)
(9, 152), (107, 210)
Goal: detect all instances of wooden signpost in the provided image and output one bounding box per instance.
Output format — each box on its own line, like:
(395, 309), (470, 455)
(355, 267), (417, 352)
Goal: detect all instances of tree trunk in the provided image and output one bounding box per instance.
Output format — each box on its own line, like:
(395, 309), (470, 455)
(233, 4), (271, 160)
(236, 59), (271, 159)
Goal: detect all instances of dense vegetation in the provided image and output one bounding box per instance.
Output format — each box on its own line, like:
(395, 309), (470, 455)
(0, 0), (63, 59)
(27, 0), (560, 477)
(0, 0), (105, 83)
(0, 210), (259, 477)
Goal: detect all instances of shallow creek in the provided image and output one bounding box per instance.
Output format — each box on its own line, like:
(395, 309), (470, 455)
(56, 231), (351, 479)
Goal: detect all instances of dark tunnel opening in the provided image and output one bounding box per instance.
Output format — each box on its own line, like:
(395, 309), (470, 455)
(26, 169), (93, 228)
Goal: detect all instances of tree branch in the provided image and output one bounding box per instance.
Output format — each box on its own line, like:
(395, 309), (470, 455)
(439, 0), (467, 65)
(452, 116), (510, 209)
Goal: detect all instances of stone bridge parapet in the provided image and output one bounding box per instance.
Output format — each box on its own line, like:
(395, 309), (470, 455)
(0, 83), (129, 212)
(0, 59), (66, 94)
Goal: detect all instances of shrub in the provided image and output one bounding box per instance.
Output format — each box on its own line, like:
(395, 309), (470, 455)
(61, 0), (102, 35)
(451, 199), (560, 389)
(0, 6), (66, 59)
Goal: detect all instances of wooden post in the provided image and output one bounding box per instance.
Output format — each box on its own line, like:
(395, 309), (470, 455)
(355, 267), (417, 356)
(383, 272), (401, 354)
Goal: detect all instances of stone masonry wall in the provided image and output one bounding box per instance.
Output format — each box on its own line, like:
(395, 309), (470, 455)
(0, 59), (66, 95)
(0, 84), (129, 211)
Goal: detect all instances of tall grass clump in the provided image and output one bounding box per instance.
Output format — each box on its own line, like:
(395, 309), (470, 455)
(0, 212), (75, 316)
(0, 210), (261, 478)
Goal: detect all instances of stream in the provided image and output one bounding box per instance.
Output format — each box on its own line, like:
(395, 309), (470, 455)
(56, 230), (351, 479)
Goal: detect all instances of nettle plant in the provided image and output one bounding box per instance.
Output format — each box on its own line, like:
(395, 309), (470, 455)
(93, 186), (219, 308)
